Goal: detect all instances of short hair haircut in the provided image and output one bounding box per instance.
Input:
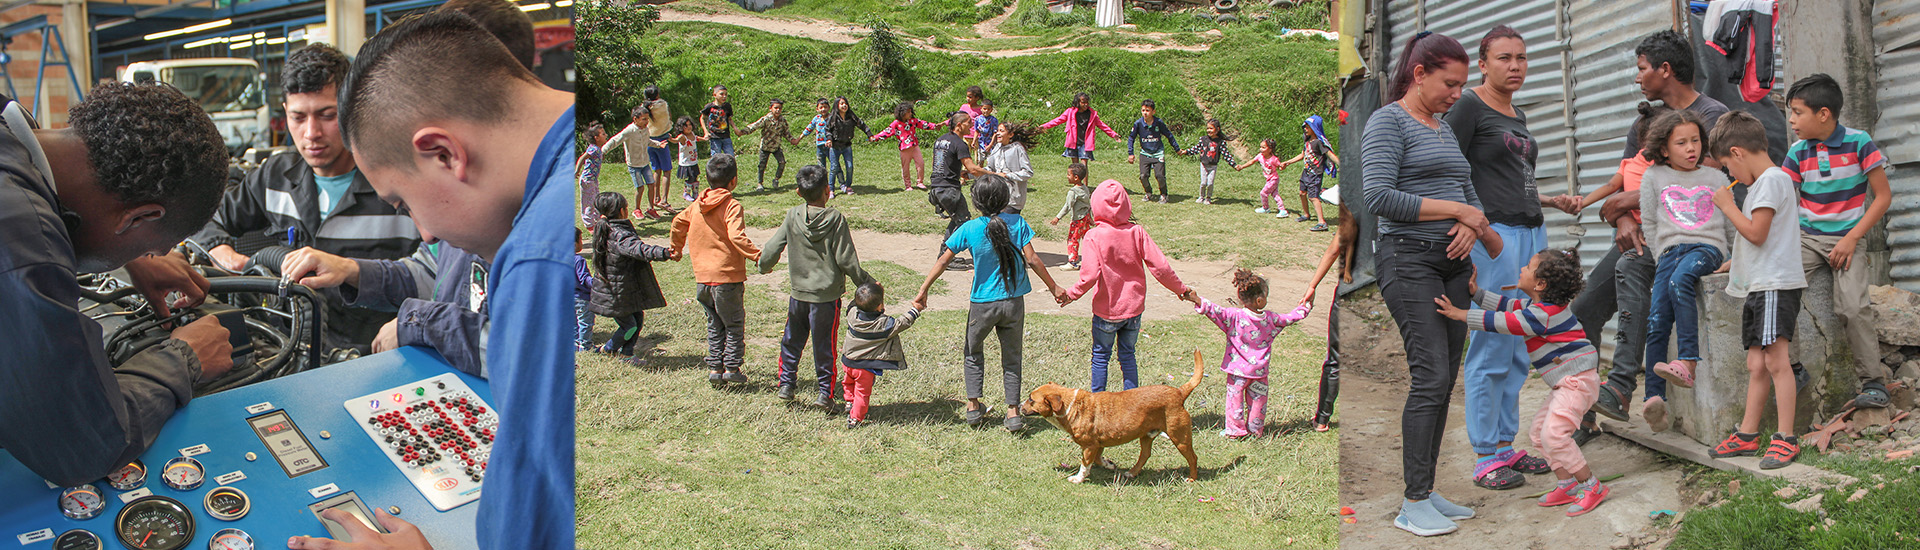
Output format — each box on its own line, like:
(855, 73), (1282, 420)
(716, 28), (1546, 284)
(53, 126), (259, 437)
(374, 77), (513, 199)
(630, 103), (649, 120)
(816, 97), (831, 108)
(1140, 99), (1156, 109)
(339, 12), (542, 170)
(437, 0), (536, 70)
(1787, 73), (1843, 118)
(854, 281), (885, 312)
(69, 82), (230, 236)
(795, 164), (828, 201)
(712, 85), (727, 94)
(1533, 248), (1584, 305)
(1478, 25), (1523, 61)
(1067, 163), (1087, 180)
(769, 98), (784, 107)
(1635, 30), (1695, 85)
(1707, 110), (1768, 160)
(1641, 108), (1706, 167)
(282, 43), (350, 96)
(706, 153), (737, 188)
(979, 98), (993, 107)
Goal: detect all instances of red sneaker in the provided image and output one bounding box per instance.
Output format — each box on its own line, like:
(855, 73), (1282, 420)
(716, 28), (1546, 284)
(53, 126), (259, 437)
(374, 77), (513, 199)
(1710, 432), (1761, 458)
(1566, 482), (1609, 517)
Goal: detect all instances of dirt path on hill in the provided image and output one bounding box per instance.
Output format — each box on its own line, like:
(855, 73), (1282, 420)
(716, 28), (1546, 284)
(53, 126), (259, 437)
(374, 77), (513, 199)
(656, 3), (1218, 58)
(739, 226), (1333, 336)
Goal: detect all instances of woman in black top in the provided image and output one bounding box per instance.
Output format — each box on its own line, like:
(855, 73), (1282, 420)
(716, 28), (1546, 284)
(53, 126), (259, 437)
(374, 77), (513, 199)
(1443, 25), (1585, 492)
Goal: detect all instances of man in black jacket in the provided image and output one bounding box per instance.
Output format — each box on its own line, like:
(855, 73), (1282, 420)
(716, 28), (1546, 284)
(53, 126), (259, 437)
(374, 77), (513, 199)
(0, 83), (235, 486)
(191, 43), (421, 354)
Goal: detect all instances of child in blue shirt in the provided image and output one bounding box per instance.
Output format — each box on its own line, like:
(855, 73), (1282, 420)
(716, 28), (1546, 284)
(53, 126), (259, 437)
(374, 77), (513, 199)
(974, 99), (1000, 164)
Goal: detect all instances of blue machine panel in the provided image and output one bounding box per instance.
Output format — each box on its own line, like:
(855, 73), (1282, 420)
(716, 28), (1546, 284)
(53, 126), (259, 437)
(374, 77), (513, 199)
(1, 347), (483, 548)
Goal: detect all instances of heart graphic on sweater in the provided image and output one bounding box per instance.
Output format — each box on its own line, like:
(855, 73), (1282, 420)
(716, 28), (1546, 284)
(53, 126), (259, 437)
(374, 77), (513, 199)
(1661, 186), (1716, 230)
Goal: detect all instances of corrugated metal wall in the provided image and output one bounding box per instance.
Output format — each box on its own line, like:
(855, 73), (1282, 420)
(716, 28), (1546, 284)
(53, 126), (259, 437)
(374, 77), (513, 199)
(1566, 0), (1671, 271)
(1875, 0), (1920, 292)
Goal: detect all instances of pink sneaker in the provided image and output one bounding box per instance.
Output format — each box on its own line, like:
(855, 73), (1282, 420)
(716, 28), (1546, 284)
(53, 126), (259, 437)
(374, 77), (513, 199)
(1653, 361), (1695, 389)
(1538, 481), (1580, 507)
(1566, 482), (1610, 517)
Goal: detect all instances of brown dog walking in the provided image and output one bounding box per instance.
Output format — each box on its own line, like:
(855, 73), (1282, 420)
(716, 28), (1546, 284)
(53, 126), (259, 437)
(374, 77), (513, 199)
(1022, 351), (1205, 483)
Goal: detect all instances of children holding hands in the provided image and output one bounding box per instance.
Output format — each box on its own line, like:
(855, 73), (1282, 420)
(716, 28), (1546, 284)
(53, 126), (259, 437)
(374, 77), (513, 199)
(1194, 270), (1312, 439)
(670, 155), (762, 386)
(1056, 180), (1196, 392)
(758, 166), (874, 408)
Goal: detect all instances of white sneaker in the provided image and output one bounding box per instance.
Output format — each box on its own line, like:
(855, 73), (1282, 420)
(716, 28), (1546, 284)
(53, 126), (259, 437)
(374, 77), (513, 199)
(1255, 207), (1269, 214)
(1276, 211), (1289, 219)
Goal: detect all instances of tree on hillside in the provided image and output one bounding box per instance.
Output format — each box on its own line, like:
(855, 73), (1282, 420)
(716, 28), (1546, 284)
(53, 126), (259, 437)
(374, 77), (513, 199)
(577, 1), (660, 130)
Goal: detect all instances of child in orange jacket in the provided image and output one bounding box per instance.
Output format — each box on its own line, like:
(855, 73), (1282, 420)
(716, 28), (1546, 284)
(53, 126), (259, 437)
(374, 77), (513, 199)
(670, 154), (763, 386)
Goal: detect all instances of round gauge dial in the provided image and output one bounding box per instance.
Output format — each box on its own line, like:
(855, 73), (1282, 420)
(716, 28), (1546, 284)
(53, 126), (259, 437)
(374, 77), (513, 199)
(114, 496), (195, 550)
(160, 457), (204, 491)
(52, 529), (102, 550)
(107, 460), (147, 491)
(58, 485), (105, 520)
(202, 487), (250, 521)
(207, 528), (253, 550)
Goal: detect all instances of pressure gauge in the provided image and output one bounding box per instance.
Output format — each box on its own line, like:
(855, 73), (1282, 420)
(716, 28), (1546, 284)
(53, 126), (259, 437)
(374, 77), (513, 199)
(114, 496), (195, 550)
(203, 486), (250, 521)
(52, 529), (102, 550)
(207, 528), (253, 550)
(160, 457), (204, 491)
(107, 460), (147, 491)
(58, 485), (106, 520)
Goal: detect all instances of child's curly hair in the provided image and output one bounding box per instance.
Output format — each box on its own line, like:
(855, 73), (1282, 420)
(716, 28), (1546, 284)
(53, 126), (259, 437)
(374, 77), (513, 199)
(1641, 108), (1706, 167)
(1232, 268), (1267, 305)
(1533, 248), (1584, 305)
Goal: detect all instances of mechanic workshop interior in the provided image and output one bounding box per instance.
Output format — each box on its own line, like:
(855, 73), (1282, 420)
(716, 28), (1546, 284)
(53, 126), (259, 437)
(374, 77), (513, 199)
(0, 0), (573, 548)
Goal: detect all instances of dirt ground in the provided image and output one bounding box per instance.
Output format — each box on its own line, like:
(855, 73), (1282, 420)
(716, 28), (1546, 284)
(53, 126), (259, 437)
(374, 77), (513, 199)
(1335, 292), (1687, 549)
(654, 3), (1216, 58)
(740, 225), (1333, 335)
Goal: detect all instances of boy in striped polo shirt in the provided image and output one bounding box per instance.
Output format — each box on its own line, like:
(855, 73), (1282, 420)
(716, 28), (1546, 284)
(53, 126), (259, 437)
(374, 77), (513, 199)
(1780, 74), (1894, 410)
(1437, 248), (1608, 516)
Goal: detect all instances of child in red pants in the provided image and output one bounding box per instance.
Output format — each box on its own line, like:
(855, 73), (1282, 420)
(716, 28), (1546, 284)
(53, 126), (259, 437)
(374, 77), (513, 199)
(840, 282), (921, 428)
(1049, 163), (1093, 269)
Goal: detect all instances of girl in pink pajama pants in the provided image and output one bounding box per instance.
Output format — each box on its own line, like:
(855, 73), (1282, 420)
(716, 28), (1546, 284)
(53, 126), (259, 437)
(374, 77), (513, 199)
(1196, 269), (1311, 439)
(1436, 248), (1611, 517)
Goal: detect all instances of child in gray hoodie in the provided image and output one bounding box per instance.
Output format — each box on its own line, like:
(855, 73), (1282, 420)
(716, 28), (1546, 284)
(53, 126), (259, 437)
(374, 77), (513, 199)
(758, 165), (875, 409)
(842, 282), (921, 428)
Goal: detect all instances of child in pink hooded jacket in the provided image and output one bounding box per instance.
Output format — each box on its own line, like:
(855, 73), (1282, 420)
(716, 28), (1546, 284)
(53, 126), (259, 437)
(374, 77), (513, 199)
(1059, 179), (1195, 392)
(1040, 92), (1121, 165)
(1196, 269), (1312, 438)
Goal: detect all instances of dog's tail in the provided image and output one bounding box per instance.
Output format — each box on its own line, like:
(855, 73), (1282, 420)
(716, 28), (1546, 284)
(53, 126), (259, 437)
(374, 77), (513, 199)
(1180, 349), (1206, 399)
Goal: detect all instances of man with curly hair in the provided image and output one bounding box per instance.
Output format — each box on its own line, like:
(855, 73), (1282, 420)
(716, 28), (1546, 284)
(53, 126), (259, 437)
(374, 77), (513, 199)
(0, 83), (235, 486)
(191, 43), (422, 356)
(286, 12), (575, 550)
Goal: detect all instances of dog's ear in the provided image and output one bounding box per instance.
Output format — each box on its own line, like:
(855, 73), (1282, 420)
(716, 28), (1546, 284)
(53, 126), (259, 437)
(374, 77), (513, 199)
(1045, 392), (1062, 416)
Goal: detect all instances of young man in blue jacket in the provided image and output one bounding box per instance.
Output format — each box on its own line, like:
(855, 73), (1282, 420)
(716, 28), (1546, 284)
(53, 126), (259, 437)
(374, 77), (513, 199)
(287, 12), (575, 550)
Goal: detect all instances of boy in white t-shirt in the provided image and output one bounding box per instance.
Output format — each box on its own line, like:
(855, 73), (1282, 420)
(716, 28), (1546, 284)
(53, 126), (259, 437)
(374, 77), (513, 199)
(1707, 111), (1808, 470)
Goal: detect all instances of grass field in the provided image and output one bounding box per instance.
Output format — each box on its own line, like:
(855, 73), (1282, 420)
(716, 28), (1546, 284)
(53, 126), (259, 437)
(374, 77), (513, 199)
(587, 16), (1339, 167)
(1666, 454), (1920, 549)
(576, 160), (1340, 548)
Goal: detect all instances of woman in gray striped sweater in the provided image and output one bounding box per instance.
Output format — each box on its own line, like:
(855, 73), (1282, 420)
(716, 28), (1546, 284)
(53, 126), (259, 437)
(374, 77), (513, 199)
(1360, 31), (1505, 538)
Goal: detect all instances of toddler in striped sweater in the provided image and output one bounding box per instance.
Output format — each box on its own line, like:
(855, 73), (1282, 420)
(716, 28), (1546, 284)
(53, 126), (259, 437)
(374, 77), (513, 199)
(1435, 247), (1610, 517)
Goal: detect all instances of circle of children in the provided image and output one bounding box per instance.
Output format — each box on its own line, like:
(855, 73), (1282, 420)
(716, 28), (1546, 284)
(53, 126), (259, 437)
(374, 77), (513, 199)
(570, 79), (1346, 443)
(1367, 27), (1894, 537)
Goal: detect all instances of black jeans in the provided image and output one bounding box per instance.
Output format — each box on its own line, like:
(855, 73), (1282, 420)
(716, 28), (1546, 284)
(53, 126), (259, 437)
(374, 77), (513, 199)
(758, 148), (787, 186)
(600, 312), (645, 354)
(777, 298), (841, 397)
(930, 186), (970, 253)
(1376, 237), (1471, 501)
(1571, 244), (1656, 397)
(1313, 300), (1341, 427)
(1138, 156), (1167, 196)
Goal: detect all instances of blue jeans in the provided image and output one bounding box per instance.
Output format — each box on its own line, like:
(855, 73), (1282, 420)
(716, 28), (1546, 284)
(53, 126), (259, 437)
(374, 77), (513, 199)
(814, 145), (830, 174)
(1644, 243), (1724, 398)
(709, 137), (734, 157)
(573, 298), (594, 350)
(1463, 223), (1546, 455)
(829, 145), (854, 189)
(627, 164), (650, 189)
(1090, 315), (1142, 392)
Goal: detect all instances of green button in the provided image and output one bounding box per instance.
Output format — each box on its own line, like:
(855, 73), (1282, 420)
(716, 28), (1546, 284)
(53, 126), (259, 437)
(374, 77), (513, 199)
(414, 387), (425, 396)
